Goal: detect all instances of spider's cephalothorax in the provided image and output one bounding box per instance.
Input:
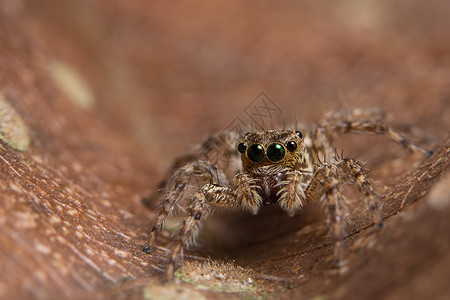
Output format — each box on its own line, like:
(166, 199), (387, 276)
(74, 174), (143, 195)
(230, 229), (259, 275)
(143, 108), (432, 282)
(235, 130), (312, 213)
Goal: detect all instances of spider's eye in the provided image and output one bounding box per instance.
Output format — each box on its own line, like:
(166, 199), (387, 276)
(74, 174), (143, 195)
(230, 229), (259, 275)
(237, 142), (247, 154)
(295, 131), (303, 139)
(267, 143), (285, 162)
(286, 141), (297, 152)
(247, 144), (264, 162)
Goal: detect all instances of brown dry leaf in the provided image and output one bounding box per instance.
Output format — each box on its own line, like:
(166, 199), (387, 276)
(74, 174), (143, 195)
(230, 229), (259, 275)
(0, 1), (449, 299)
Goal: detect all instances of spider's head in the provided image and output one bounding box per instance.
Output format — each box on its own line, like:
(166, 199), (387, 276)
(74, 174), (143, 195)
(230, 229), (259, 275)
(237, 130), (306, 171)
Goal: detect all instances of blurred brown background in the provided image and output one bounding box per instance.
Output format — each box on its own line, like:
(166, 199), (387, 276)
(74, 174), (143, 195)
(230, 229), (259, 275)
(0, 0), (449, 299)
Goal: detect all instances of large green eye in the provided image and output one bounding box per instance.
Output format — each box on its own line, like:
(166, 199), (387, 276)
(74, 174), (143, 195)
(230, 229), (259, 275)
(267, 143), (285, 162)
(247, 144), (264, 162)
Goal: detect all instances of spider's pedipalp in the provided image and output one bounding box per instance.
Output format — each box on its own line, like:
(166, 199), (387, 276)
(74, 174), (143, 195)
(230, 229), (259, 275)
(234, 172), (262, 214)
(276, 170), (308, 216)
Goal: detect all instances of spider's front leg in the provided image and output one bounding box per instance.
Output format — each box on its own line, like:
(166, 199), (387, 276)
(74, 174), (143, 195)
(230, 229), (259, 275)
(164, 186), (210, 282)
(305, 156), (382, 266)
(143, 161), (223, 253)
(163, 175), (259, 282)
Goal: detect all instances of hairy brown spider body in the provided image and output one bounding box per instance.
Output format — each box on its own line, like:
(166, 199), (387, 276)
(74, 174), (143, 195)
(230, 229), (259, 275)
(143, 108), (431, 282)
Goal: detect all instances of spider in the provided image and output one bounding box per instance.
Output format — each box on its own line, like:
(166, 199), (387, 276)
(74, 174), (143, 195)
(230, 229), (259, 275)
(143, 107), (432, 282)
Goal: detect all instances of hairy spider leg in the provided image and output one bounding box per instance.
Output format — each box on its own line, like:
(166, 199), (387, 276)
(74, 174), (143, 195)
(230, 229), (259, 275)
(147, 131), (241, 207)
(164, 181), (253, 282)
(322, 165), (347, 266)
(303, 156), (382, 264)
(318, 108), (432, 157)
(144, 161), (222, 252)
(164, 189), (209, 282)
(170, 131), (241, 176)
(341, 157), (383, 227)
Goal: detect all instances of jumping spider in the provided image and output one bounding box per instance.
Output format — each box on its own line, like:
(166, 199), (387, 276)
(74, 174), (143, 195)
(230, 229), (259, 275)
(143, 107), (431, 282)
